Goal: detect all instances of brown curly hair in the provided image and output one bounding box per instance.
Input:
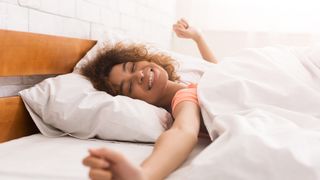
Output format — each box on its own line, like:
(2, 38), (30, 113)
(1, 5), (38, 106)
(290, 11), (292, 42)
(81, 42), (180, 96)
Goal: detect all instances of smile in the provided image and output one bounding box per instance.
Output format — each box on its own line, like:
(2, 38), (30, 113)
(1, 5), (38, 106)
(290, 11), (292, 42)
(148, 69), (154, 90)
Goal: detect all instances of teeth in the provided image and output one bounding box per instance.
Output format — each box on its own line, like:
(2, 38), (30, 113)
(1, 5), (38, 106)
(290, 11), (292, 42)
(149, 70), (154, 90)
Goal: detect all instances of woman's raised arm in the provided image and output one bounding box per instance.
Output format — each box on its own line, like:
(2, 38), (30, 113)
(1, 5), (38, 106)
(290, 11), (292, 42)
(173, 18), (218, 64)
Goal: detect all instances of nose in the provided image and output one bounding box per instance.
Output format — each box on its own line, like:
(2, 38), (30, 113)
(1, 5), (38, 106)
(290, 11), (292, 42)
(134, 70), (144, 84)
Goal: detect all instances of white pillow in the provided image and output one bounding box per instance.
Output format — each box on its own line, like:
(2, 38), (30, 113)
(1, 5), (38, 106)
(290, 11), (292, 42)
(20, 32), (214, 142)
(19, 73), (172, 142)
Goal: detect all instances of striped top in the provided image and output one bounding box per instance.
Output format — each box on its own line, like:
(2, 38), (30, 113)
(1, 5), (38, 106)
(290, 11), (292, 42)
(171, 84), (198, 113)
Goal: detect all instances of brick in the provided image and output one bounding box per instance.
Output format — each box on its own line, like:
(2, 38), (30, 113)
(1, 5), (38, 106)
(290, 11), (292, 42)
(158, 28), (173, 49)
(146, 0), (159, 9)
(0, 0), (18, 5)
(61, 17), (91, 38)
(118, 0), (136, 16)
(120, 14), (138, 32)
(84, 0), (110, 7)
(29, 10), (59, 35)
(39, 0), (76, 17)
(58, 0), (76, 17)
(98, 0), (119, 11)
(29, 10), (90, 39)
(76, 0), (100, 23)
(157, 0), (176, 14)
(133, 0), (147, 5)
(136, 4), (153, 21)
(39, 0), (59, 14)
(19, 0), (76, 17)
(100, 8), (120, 28)
(18, 0), (41, 9)
(0, 2), (28, 31)
(90, 23), (110, 40)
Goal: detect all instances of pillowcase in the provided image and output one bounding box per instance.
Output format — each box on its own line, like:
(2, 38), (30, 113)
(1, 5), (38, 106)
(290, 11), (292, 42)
(19, 73), (172, 142)
(20, 32), (214, 142)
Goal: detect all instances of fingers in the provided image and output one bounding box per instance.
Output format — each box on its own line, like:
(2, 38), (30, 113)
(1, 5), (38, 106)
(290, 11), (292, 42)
(173, 24), (187, 34)
(84, 148), (127, 180)
(173, 22), (185, 30)
(83, 156), (110, 169)
(173, 18), (189, 29)
(89, 148), (124, 164)
(89, 169), (112, 180)
(172, 18), (190, 38)
(180, 18), (189, 28)
(83, 154), (113, 180)
(173, 24), (187, 37)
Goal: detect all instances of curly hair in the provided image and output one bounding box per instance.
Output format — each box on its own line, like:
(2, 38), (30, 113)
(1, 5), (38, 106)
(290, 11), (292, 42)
(80, 42), (180, 96)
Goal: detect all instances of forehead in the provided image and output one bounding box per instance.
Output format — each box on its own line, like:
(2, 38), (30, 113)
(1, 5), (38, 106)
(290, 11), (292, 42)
(108, 60), (153, 84)
(108, 63), (124, 86)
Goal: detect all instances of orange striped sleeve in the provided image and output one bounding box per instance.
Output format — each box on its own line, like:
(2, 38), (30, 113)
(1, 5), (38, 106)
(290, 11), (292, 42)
(171, 84), (198, 113)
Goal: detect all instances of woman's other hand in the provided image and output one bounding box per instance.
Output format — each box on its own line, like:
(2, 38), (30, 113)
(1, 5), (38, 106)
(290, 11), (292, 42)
(173, 18), (202, 42)
(83, 147), (147, 180)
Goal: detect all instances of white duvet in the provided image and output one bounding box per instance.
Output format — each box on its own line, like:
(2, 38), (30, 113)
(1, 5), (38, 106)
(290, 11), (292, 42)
(169, 44), (320, 180)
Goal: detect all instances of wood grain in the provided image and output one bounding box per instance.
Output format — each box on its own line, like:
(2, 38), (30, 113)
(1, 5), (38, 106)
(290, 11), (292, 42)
(0, 96), (39, 142)
(0, 29), (96, 76)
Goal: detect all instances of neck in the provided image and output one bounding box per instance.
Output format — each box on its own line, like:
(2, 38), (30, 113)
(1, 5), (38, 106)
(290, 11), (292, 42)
(156, 81), (186, 111)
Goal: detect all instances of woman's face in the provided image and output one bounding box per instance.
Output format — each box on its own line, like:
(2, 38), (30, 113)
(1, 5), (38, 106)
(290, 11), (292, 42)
(108, 61), (169, 105)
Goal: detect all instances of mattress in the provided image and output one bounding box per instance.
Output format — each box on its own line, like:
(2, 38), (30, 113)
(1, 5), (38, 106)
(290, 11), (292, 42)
(0, 134), (210, 180)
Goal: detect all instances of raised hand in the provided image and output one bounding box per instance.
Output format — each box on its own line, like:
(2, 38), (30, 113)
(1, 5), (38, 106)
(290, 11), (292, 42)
(172, 18), (217, 63)
(173, 18), (202, 41)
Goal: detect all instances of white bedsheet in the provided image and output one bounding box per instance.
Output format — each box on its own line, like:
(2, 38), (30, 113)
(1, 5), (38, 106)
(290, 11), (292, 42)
(0, 134), (210, 180)
(171, 44), (320, 179)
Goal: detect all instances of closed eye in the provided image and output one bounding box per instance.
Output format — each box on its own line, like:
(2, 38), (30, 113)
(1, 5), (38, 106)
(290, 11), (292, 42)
(128, 80), (132, 94)
(131, 62), (136, 73)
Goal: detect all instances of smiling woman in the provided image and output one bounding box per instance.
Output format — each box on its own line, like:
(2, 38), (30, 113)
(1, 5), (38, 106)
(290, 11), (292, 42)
(80, 42), (183, 109)
(81, 18), (217, 180)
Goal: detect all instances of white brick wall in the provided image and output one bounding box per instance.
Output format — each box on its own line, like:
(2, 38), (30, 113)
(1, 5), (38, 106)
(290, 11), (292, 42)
(29, 9), (91, 38)
(0, 0), (177, 97)
(0, 0), (176, 48)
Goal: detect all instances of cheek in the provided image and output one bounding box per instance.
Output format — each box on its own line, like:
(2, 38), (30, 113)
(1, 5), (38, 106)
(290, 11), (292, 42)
(132, 87), (158, 104)
(156, 69), (168, 89)
(150, 72), (168, 101)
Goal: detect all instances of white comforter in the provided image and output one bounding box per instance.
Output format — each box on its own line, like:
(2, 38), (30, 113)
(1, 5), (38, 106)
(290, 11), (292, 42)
(170, 44), (320, 180)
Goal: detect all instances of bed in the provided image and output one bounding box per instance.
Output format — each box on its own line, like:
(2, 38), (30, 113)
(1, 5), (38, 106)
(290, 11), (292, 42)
(2, 29), (320, 180)
(0, 29), (210, 179)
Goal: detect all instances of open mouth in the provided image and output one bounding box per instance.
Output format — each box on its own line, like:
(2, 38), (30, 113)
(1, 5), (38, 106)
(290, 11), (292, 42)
(148, 68), (154, 90)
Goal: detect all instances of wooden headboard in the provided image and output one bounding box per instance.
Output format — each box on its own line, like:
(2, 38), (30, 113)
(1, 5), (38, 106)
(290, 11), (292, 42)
(0, 29), (97, 143)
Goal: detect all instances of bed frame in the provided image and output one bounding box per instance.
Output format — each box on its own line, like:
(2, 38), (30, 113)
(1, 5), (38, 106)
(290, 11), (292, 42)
(0, 29), (96, 143)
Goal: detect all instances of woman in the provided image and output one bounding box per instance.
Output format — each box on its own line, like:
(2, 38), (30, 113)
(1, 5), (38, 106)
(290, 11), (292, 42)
(82, 18), (216, 180)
